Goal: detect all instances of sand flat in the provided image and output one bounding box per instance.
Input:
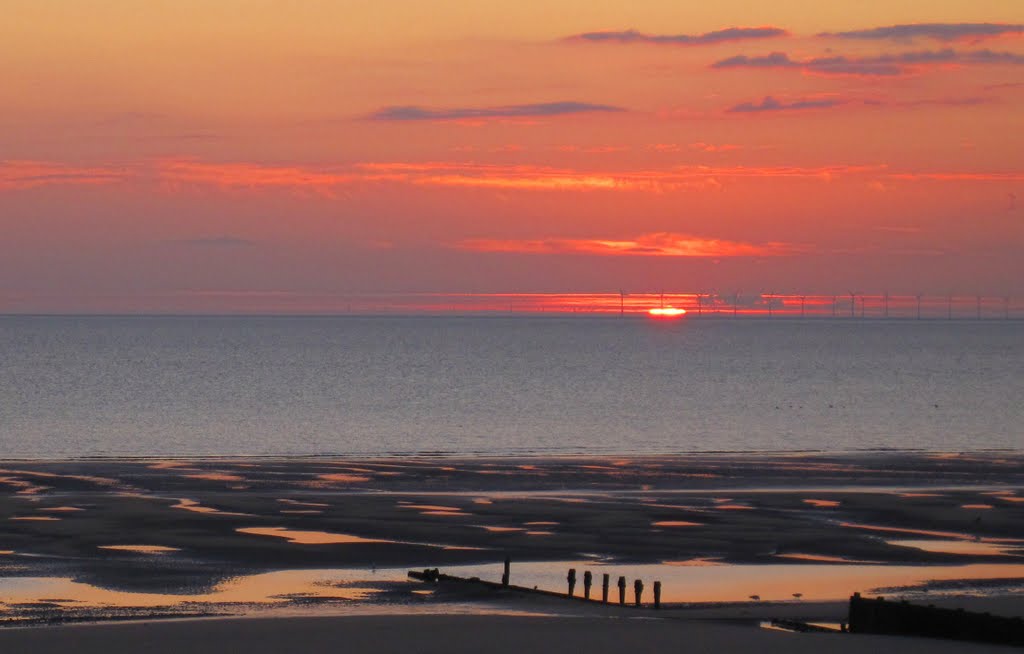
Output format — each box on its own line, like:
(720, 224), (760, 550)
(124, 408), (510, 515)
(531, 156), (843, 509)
(0, 614), (1015, 654)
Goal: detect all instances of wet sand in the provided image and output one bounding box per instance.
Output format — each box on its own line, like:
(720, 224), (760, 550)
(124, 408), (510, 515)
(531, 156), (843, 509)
(0, 613), (1018, 654)
(0, 452), (1022, 625)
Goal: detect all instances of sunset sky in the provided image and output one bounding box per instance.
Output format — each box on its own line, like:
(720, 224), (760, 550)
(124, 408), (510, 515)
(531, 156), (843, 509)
(2, 1), (1022, 313)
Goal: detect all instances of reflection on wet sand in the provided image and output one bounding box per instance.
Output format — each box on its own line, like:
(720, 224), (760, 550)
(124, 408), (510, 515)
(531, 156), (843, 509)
(237, 527), (382, 545)
(775, 553), (877, 564)
(183, 472), (246, 482)
(98, 545), (180, 554)
(0, 569), (390, 613)
(840, 522), (982, 540)
(278, 499), (329, 508)
(399, 504), (464, 512)
(803, 499), (840, 508)
(172, 498), (248, 516)
(662, 558), (724, 566)
(889, 539), (1024, 557)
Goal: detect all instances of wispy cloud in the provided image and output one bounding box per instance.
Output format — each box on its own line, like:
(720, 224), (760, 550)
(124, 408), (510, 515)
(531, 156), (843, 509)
(0, 160), (132, 190)
(712, 48), (1024, 77)
(456, 232), (801, 257)
(566, 26), (788, 46)
(4, 159), (1022, 198)
(727, 96), (844, 113)
(366, 102), (624, 122)
(172, 236), (257, 247)
(821, 23), (1024, 43)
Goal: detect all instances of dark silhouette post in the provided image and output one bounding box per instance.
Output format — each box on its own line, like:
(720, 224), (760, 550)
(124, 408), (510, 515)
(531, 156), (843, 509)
(602, 573), (610, 603)
(502, 555), (510, 586)
(634, 579), (644, 606)
(617, 576), (626, 605)
(916, 293), (923, 320)
(653, 581), (662, 609)
(583, 571), (593, 600)
(567, 568), (576, 598)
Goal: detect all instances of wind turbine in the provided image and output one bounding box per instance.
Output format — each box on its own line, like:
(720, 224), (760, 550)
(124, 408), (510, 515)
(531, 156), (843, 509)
(848, 291), (857, 318)
(733, 291), (740, 318)
(916, 293), (923, 320)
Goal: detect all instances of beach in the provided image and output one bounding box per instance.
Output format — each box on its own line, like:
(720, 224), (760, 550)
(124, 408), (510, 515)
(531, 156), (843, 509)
(0, 612), (1021, 653)
(0, 452), (1021, 638)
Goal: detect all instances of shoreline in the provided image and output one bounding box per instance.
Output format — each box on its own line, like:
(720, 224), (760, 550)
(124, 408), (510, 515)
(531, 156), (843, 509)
(0, 448), (1021, 463)
(0, 452), (1021, 627)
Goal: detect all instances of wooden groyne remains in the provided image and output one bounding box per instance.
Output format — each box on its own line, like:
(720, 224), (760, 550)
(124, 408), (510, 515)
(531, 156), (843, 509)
(848, 592), (1024, 647)
(410, 560), (1024, 647)
(409, 557), (664, 609)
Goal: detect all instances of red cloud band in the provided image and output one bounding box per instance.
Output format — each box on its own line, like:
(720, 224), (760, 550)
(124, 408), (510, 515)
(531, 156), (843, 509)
(456, 233), (801, 257)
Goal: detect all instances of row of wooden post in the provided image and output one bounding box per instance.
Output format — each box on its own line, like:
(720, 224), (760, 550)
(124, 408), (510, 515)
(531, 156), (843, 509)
(501, 557), (661, 608)
(567, 569), (661, 608)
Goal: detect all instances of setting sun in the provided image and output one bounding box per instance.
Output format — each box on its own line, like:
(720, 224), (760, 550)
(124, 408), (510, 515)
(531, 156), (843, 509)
(648, 307), (688, 318)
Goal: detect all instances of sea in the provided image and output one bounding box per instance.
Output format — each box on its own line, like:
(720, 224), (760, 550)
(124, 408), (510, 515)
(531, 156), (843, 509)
(0, 315), (1021, 458)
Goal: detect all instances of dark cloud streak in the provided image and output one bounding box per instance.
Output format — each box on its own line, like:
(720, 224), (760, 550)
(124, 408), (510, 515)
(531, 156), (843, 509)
(821, 23), (1024, 42)
(367, 102), (625, 121)
(726, 96), (844, 113)
(712, 48), (1024, 77)
(567, 26), (788, 46)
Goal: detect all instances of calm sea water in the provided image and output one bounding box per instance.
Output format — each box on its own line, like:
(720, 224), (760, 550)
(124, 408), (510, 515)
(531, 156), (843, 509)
(0, 316), (1020, 458)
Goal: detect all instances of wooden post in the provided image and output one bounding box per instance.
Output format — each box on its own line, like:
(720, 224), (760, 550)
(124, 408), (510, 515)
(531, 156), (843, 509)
(583, 570), (593, 600)
(617, 576), (626, 605)
(653, 581), (661, 609)
(602, 574), (610, 603)
(567, 568), (576, 598)
(634, 579), (644, 607)
(502, 555), (510, 586)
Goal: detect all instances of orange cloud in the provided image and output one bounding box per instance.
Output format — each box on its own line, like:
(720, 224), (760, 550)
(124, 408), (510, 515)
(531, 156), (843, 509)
(456, 232), (800, 257)
(2, 159), (1020, 197)
(0, 160), (132, 190)
(156, 160), (367, 189)
(887, 172), (1024, 181)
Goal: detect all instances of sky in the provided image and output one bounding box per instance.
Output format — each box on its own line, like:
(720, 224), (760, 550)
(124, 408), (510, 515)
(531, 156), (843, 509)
(1, 1), (1022, 313)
